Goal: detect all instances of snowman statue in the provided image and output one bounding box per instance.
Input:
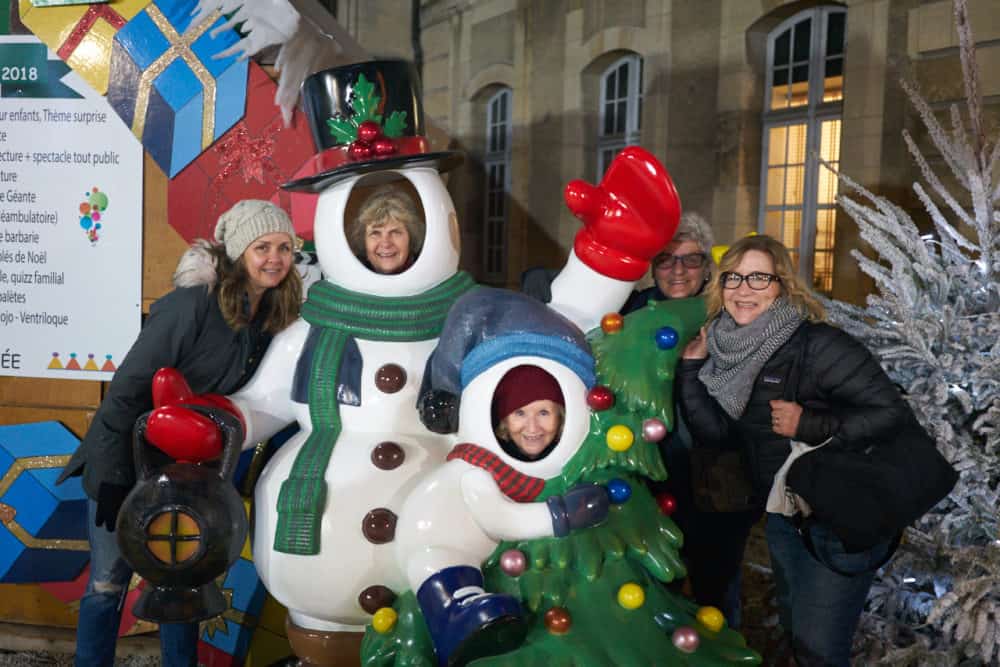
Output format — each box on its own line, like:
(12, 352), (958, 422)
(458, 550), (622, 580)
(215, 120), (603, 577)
(144, 60), (681, 665)
(397, 287), (612, 666)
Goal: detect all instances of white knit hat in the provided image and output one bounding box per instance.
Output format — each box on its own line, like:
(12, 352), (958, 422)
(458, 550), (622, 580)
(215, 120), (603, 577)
(214, 200), (296, 261)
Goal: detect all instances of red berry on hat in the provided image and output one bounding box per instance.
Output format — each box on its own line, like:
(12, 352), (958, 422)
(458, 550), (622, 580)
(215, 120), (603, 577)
(348, 141), (373, 161)
(357, 120), (381, 145)
(373, 137), (397, 156)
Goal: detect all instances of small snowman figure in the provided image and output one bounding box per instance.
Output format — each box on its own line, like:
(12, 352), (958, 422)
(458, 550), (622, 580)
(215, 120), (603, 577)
(396, 288), (609, 666)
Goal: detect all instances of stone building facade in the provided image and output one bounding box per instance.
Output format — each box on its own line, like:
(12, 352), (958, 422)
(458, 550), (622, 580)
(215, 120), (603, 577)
(334, 0), (1000, 302)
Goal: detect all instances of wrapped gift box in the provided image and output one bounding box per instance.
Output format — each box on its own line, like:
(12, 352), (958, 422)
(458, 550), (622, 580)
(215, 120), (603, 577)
(197, 498), (268, 665)
(198, 557), (268, 665)
(0, 421), (89, 583)
(168, 62), (315, 243)
(107, 0), (248, 177)
(18, 0), (149, 94)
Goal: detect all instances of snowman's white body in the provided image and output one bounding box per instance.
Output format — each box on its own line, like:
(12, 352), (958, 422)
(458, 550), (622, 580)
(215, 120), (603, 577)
(395, 356), (591, 593)
(229, 166), (634, 632)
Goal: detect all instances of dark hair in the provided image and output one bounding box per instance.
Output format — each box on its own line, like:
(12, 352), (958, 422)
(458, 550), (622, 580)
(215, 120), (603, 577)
(208, 244), (302, 334)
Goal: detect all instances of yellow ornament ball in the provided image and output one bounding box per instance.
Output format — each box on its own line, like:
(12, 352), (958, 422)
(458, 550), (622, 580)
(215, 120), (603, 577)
(372, 607), (398, 634)
(606, 425), (635, 451)
(617, 582), (645, 609)
(696, 605), (725, 632)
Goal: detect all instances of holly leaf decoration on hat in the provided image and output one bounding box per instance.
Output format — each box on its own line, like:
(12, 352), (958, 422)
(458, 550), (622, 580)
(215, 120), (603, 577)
(325, 73), (411, 141)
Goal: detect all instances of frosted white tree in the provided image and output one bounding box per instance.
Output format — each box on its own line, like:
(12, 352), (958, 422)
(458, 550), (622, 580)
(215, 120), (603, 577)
(822, 1), (999, 663)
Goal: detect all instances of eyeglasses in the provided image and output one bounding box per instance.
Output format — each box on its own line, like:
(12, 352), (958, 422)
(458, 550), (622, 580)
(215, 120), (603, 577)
(720, 271), (781, 290)
(654, 252), (707, 270)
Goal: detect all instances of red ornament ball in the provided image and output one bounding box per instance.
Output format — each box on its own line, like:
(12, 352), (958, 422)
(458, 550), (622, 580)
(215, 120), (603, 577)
(357, 120), (381, 144)
(656, 492), (677, 516)
(586, 385), (615, 411)
(373, 137), (397, 156)
(600, 313), (624, 334)
(544, 606), (572, 635)
(348, 142), (373, 161)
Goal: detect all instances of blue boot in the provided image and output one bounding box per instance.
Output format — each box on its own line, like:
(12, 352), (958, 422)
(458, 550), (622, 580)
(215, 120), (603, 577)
(416, 566), (528, 666)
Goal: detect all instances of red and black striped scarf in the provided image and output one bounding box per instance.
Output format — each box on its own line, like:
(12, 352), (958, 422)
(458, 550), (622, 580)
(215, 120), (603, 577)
(447, 443), (547, 502)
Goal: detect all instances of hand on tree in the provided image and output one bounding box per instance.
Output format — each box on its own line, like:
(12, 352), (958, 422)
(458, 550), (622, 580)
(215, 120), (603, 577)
(769, 399), (803, 438)
(546, 483), (610, 537)
(563, 146), (681, 281)
(144, 368), (245, 463)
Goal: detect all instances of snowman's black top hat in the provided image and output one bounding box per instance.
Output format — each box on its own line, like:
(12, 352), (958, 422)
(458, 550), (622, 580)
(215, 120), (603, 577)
(283, 60), (464, 193)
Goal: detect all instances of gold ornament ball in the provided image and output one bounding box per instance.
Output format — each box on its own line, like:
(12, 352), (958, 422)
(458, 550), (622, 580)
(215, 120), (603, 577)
(617, 582), (645, 609)
(372, 607), (398, 633)
(600, 312), (624, 333)
(696, 605), (725, 632)
(606, 425), (635, 451)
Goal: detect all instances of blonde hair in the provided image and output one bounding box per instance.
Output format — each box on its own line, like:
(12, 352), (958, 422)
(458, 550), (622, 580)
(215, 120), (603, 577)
(210, 244), (303, 334)
(705, 234), (825, 322)
(347, 186), (424, 261)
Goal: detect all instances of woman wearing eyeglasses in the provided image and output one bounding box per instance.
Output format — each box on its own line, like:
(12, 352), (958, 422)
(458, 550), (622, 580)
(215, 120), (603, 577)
(622, 213), (761, 633)
(621, 212), (713, 313)
(677, 234), (903, 666)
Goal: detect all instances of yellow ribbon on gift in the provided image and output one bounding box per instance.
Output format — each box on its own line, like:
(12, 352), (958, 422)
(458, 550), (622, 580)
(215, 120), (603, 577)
(131, 7), (221, 150)
(0, 455), (88, 552)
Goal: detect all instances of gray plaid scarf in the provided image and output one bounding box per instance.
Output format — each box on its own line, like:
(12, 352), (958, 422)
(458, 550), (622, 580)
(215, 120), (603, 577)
(698, 297), (804, 419)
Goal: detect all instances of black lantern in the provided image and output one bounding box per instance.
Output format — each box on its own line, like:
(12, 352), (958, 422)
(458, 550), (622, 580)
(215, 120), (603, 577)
(116, 407), (247, 623)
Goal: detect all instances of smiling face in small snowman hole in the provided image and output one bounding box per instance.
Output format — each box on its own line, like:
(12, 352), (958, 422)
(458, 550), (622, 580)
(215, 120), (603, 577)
(347, 184), (425, 275)
(492, 365), (566, 462)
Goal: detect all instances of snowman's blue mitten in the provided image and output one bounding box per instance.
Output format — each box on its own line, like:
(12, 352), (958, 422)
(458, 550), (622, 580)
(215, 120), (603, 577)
(546, 483), (610, 537)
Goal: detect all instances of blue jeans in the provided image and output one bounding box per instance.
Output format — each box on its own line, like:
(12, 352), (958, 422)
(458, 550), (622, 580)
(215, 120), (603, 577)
(766, 513), (889, 667)
(75, 499), (199, 667)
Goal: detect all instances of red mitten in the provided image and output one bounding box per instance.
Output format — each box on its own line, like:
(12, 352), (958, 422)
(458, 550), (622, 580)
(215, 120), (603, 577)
(145, 368), (245, 463)
(564, 146), (681, 281)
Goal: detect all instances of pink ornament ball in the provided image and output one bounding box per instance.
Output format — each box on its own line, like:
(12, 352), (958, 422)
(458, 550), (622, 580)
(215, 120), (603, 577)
(642, 418), (667, 442)
(672, 626), (700, 653)
(499, 549), (527, 577)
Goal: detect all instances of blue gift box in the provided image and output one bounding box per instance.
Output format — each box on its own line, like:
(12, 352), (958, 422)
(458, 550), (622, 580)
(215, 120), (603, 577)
(107, 0), (249, 177)
(0, 421), (89, 583)
(200, 556), (268, 660)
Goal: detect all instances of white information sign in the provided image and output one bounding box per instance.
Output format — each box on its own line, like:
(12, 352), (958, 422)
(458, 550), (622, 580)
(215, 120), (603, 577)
(0, 35), (142, 380)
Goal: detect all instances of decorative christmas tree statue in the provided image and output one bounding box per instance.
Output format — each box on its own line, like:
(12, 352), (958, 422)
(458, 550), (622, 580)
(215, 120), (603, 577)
(362, 291), (760, 665)
(822, 1), (1000, 663)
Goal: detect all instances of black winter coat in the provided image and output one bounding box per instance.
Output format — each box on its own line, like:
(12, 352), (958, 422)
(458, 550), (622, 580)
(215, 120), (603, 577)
(58, 286), (271, 498)
(677, 321), (909, 502)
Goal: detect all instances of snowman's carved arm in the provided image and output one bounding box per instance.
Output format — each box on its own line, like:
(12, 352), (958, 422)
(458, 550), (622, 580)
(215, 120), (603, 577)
(460, 468), (554, 541)
(548, 252), (635, 332)
(228, 318), (308, 448)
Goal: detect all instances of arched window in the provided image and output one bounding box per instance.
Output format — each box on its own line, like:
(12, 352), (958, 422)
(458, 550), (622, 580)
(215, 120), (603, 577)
(759, 6), (845, 294)
(483, 88), (512, 282)
(597, 54), (643, 178)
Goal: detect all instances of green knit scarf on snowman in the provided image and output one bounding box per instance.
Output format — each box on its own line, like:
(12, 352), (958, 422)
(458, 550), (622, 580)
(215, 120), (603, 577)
(274, 272), (477, 555)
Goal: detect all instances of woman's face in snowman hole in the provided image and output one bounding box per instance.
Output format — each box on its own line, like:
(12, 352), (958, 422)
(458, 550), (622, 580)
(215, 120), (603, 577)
(364, 217), (411, 274)
(500, 400), (564, 459)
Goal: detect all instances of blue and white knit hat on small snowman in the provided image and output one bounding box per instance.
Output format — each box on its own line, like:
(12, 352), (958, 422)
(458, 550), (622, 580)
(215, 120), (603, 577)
(419, 287), (595, 424)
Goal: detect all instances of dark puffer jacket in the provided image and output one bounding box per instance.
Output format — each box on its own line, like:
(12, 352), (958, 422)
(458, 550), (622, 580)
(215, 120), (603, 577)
(58, 286), (272, 498)
(677, 321), (909, 502)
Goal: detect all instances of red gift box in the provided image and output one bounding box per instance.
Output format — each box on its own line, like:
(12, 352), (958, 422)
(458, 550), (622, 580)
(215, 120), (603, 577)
(168, 62), (316, 244)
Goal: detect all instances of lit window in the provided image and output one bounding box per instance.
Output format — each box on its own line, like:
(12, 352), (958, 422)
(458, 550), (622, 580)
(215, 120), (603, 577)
(760, 7), (845, 294)
(484, 88), (512, 282)
(598, 54), (643, 178)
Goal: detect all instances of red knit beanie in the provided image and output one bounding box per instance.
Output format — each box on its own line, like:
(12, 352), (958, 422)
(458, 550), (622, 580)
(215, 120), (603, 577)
(492, 365), (565, 426)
